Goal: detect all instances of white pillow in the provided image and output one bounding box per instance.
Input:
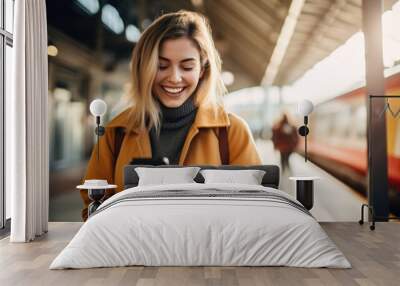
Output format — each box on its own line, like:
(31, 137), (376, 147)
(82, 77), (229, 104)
(200, 169), (266, 185)
(135, 167), (201, 186)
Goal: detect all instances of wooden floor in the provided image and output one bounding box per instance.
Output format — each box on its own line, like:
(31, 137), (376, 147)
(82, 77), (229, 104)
(0, 222), (399, 286)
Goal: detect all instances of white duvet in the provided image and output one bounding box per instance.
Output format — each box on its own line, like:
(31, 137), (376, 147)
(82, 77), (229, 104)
(50, 183), (351, 269)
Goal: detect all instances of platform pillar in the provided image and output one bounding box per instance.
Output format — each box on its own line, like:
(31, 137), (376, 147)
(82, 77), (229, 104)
(362, 0), (389, 220)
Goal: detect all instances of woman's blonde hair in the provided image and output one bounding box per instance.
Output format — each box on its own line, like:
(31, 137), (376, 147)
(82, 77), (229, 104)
(126, 10), (227, 133)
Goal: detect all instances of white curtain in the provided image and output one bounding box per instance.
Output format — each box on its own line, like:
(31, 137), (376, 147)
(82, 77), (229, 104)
(9, 0), (49, 242)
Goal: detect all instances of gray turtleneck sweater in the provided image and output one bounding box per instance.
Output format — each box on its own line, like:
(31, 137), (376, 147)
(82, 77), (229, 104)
(149, 97), (198, 165)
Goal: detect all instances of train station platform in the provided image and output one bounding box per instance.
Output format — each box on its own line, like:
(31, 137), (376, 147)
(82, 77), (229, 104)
(49, 139), (366, 222)
(256, 139), (366, 222)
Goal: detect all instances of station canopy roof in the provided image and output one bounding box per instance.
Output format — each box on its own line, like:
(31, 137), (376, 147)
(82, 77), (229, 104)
(47, 0), (397, 91)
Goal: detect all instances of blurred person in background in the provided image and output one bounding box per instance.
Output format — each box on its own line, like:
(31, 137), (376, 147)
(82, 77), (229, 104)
(272, 113), (298, 171)
(81, 10), (262, 221)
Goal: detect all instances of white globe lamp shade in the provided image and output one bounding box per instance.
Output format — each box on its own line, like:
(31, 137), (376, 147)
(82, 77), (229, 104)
(90, 99), (107, 116)
(297, 99), (314, 116)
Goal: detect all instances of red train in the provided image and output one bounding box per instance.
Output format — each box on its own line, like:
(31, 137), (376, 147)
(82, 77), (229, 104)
(306, 72), (400, 214)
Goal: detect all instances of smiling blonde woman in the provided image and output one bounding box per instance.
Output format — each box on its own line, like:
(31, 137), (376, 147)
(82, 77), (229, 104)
(81, 10), (262, 221)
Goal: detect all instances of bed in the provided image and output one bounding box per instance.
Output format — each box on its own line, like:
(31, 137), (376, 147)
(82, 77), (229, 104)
(50, 165), (350, 269)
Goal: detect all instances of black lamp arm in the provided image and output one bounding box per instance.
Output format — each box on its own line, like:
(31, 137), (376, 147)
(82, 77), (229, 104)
(298, 116), (309, 162)
(304, 116), (308, 162)
(305, 129), (308, 162)
(94, 116), (105, 160)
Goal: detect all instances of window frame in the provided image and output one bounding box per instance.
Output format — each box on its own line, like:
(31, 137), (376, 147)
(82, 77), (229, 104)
(1, 0), (14, 231)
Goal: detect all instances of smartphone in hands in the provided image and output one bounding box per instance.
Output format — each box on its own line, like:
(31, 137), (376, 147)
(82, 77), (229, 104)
(129, 157), (169, 165)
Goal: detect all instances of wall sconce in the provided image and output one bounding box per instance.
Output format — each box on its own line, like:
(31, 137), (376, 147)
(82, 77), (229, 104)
(297, 99), (314, 162)
(90, 99), (107, 160)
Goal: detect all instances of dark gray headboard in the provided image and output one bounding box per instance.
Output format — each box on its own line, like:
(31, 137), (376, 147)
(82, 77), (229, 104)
(124, 165), (280, 189)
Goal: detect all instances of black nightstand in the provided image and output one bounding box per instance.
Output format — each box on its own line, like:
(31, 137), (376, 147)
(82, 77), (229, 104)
(77, 180), (117, 217)
(289, 176), (320, 210)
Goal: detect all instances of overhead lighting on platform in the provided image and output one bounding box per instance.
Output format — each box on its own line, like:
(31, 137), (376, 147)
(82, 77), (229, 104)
(191, 0), (203, 8)
(125, 25), (141, 43)
(262, 0), (305, 85)
(47, 45), (58, 57)
(101, 4), (124, 34)
(221, 71), (235, 86)
(75, 0), (100, 15)
(141, 18), (152, 30)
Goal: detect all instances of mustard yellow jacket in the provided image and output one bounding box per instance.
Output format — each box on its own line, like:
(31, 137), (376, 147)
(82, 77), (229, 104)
(81, 103), (262, 220)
